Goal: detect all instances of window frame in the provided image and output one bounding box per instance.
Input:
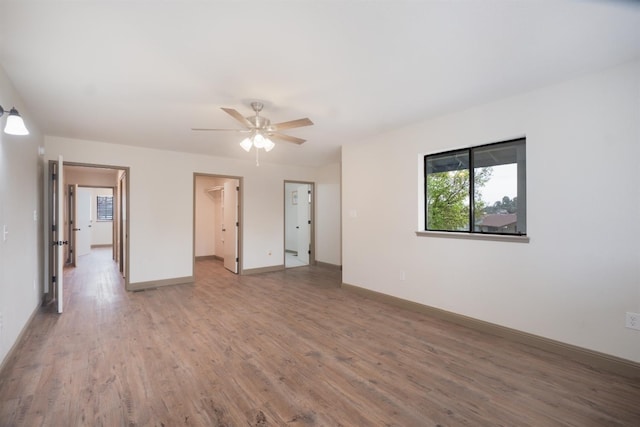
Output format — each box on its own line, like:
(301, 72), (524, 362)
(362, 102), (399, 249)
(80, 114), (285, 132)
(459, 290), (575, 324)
(96, 195), (114, 222)
(423, 137), (527, 239)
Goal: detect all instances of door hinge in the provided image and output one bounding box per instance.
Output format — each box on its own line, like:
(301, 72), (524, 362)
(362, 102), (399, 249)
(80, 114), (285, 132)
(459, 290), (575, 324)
(236, 186), (239, 191)
(236, 222), (239, 227)
(52, 275), (56, 283)
(308, 250), (311, 255)
(52, 225), (56, 232)
(308, 220), (311, 225)
(235, 257), (239, 263)
(52, 173), (57, 180)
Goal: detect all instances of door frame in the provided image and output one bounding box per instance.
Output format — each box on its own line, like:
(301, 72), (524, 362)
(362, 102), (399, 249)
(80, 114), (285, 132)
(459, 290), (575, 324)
(284, 180), (315, 267)
(47, 161), (130, 292)
(193, 173), (244, 275)
(45, 157), (65, 311)
(119, 172), (127, 275)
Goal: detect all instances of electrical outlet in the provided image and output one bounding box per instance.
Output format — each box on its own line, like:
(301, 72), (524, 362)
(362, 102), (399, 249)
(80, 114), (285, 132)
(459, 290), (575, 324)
(400, 270), (406, 281)
(626, 312), (640, 331)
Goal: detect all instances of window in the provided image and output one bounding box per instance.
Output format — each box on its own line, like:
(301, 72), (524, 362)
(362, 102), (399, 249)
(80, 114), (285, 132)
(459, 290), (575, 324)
(96, 195), (114, 221)
(425, 138), (526, 235)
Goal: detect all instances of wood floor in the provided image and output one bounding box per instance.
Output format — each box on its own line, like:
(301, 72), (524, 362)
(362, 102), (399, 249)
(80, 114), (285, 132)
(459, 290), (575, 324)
(1, 248), (639, 426)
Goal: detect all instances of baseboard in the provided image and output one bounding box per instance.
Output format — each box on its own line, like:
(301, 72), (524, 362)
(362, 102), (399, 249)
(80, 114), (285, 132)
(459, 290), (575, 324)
(127, 276), (194, 291)
(316, 261), (342, 271)
(341, 282), (640, 379)
(242, 265), (284, 275)
(0, 302), (40, 375)
(195, 255), (218, 261)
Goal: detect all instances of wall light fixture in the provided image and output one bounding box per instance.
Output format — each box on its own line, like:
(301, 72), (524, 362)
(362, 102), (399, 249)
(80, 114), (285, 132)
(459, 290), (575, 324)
(0, 105), (29, 135)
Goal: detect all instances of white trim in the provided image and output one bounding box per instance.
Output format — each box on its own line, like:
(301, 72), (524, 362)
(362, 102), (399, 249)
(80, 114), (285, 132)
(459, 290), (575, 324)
(416, 230), (530, 243)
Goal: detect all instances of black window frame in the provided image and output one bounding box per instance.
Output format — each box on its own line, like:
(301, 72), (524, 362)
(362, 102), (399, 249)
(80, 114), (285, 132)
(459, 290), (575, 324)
(96, 195), (114, 221)
(424, 137), (526, 236)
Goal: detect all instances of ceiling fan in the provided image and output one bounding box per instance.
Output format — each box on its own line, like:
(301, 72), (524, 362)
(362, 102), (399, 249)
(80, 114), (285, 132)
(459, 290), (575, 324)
(192, 101), (314, 155)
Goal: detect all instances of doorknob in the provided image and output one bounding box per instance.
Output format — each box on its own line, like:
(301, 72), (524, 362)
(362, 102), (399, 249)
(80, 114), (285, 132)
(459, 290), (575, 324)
(73, 228), (80, 231)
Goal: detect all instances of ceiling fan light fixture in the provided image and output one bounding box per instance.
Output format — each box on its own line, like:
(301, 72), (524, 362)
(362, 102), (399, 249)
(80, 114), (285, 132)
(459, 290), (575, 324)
(264, 137), (275, 152)
(240, 137), (253, 152)
(253, 133), (266, 149)
(192, 101), (313, 164)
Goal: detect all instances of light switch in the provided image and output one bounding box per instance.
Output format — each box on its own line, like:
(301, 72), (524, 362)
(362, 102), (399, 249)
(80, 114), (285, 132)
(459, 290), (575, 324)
(3, 225), (8, 242)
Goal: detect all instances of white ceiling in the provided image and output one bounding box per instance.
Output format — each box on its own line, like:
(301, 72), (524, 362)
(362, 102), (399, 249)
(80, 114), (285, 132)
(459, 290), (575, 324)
(1, 1), (640, 167)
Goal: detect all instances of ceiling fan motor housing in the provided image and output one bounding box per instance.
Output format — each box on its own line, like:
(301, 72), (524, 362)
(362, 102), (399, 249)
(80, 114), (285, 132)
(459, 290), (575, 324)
(248, 115), (271, 130)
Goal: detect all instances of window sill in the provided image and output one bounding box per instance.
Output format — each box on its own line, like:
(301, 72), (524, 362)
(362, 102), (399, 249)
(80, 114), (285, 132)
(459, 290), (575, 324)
(415, 230), (530, 243)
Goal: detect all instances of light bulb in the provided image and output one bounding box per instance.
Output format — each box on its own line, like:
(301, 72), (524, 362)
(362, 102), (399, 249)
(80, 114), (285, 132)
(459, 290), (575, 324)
(239, 137), (253, 152)
(4, 108), (29, 135)
(253, 133), (266, 148)
(264, 138), (275, 152)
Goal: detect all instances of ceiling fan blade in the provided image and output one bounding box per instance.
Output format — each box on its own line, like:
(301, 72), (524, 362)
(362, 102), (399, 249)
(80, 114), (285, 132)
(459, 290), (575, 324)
(191, 128), (249, 132)
(270, 132), (306, 145)
(271, 117), (313, 131)
(221, 107), (253, 128)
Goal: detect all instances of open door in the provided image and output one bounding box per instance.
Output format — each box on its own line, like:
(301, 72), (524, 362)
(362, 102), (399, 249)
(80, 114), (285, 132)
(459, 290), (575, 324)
(284, 181), (314, 268)
(297, 184), (311, 264)
(66, 184), (78, 266)
(76, 187), (92, 257)
(222, 180), (238, 273)
(49, 155), (65, 313)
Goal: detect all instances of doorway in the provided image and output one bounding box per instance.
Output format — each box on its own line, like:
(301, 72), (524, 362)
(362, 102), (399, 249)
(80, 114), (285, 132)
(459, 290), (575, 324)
(284, 181), (314, 268)
(193, 174), (242, 274)
(47, 161), (130, 311)
(67, 185), (114, 266)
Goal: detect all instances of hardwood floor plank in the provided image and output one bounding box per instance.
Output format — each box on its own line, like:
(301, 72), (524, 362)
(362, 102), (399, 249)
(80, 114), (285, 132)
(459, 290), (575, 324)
(1, 248), (639, 426)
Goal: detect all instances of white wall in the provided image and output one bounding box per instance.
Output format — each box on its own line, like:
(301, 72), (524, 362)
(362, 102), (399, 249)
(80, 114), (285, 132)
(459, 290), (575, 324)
(316, 162), (342, 266)
(0, 66), (44, 367)
(43, 138), (342, 283)
(213, 185), (224, 257)
(342, 60), (640, 363)
(284, 182), (299, 252)
(195, 176), (218, 257)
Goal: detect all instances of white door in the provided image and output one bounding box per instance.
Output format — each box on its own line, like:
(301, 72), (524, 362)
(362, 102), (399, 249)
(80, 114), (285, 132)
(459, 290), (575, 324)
(76, 187), (92, 256)
(297, 184), (311, 265)
(222, 180), (238, 273)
